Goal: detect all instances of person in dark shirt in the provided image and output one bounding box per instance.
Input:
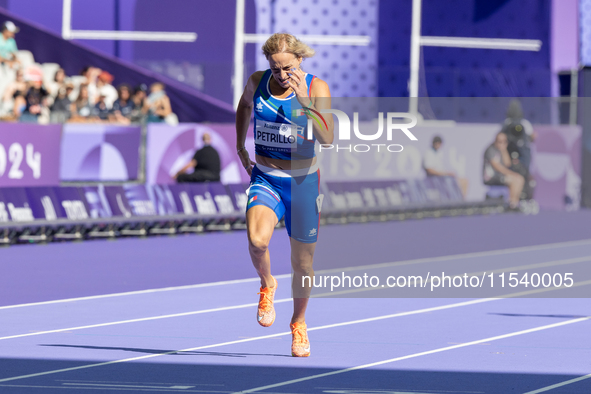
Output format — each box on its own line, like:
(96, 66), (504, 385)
(174, 133), (221, 182)
(110, 84), (134, 124)
(483, 132), (525, 209)
(92, 94), (110, 121)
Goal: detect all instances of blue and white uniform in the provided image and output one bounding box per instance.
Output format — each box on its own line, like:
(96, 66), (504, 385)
(246, 69), (322, 243)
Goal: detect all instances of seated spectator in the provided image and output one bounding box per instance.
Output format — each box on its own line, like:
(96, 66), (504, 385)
(143, 82), (172, 123)
(0, 21), (20, 69)
(96, 71), (118, 109)
(129, 84), (147, 123)
(46, 68), (68, 98)
(110, 83), (134, 124)
(80, 66), (100, 105)
(1, 67), (26, 115)
(92, 94), (110, 121)
(49, 83), (73, 123)
(483, 132), (525, 209)
(17, 67), (49, 123)
(423, 135), (469, 197)
(69, 83), (94, 121)
(174, 133), (221, 183)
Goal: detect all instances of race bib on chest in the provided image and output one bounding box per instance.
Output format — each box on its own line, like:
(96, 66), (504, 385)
(255, 121), (301, 151)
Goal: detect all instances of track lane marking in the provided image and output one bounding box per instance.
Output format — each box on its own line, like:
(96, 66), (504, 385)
(0, 298), (499, 383)
(522, 373), (591, 393)
(3, 238), (591, 310)
(2, 278), (590, 342)
(1, 282), (589, 383)
(234, 318), (591, 393)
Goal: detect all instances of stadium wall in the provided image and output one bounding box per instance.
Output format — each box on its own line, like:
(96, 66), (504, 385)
(378, 0), (553, 98)
(0, 6), (236, 123)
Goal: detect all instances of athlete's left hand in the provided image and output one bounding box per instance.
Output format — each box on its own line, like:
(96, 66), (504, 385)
(286, 68), (311, 105)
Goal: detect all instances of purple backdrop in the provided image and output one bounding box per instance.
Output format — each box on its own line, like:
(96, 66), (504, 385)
(60, 124), (141, 182)
(318, 122), (582, 210)
(0, 123), (61, 187)
(146, 123), (252, 186)
(530, 125), (582, 210)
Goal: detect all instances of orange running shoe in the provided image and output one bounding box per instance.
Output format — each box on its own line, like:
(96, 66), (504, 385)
(290, 321), (310, 357)
(257, 276), (277, 327)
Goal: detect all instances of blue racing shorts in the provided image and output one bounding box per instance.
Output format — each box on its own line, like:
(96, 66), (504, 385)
(246, 164), (323, 243)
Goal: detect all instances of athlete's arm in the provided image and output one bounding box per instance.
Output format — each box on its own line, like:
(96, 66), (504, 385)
(307, 79), (334, 145)
(287, 69), (334, 145)
(236, 71), (262, 175)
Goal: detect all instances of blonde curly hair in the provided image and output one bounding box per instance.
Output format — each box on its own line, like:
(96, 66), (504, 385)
(262, 33), (315, 60)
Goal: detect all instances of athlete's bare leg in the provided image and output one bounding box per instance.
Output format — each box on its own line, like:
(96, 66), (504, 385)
(290, 238), (316, 323)
(246, 205), (278, 288)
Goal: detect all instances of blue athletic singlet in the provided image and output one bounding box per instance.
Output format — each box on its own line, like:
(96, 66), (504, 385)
(246, 69), (323, 243)
(252, 69), (317, 161)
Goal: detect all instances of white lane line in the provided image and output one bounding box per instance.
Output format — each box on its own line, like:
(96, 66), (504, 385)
(1, 282), (588, 383)
(3, 278), (590, 342)
(0, 299), (291, 341)
(3, 238), (591, 310)
(0, 298), (499, 383)
(61, 382), (195, 389)
(0, 275), (292, 311)
(234, 317), (591, 394)
(522, 373), (591, 393)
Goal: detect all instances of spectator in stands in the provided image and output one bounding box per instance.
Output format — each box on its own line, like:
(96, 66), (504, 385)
(423, 136), (468, 197)
(0, 21), (20, 69)
(174, 132), (221, 183)
(96, 71), (118, 109)
(17, 67), (50, 123)
(92, 93), (110, 121)
(129, 84), (147, 123)
(80, 66), (100, 105)
(46, 68), (68, 98)
(1, 67), (26, 116)
(70, 83), (94, 121)
(483, 132), (525, 210)
(110, 84), (134, 124)
(143, 82), (172, 123)
(50, 84), (73, 123)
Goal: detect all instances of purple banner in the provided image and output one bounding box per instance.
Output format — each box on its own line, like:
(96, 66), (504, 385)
(53, 187), (90, 220)
(25, 187), (63, 220)
(80, 186), (113, 219)
(0, 123), (61, 187)
(60, 124), (141, 182)
(530, 125), (582, 210)
(104, 186), (133, 218)
(148, 185), (180, 216)
(319, 123), (582, 210)
(146, 123), (253, 185)
(325, 178), (464, 211)
(122, 185), (157, 216)
(0, 188), (35, 222)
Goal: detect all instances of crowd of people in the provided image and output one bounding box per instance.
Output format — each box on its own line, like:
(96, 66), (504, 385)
(0, 20), (176, 125)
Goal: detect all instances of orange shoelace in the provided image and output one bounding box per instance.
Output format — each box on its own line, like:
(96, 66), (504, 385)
(291, 325), (307, 345)
(257, 288), (273, 312)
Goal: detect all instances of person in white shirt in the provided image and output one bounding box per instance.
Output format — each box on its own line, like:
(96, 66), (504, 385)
(423, 135), (468, 198)
(96, 71), (118, 109)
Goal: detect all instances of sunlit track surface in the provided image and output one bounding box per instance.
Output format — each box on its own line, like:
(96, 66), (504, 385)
(1, 213), (590, 393)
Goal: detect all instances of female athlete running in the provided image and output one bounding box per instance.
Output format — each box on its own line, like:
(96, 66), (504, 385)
(235, 33), (334, 357)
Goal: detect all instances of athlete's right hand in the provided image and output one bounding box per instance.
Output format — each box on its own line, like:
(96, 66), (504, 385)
(238, 148), (256, 177)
